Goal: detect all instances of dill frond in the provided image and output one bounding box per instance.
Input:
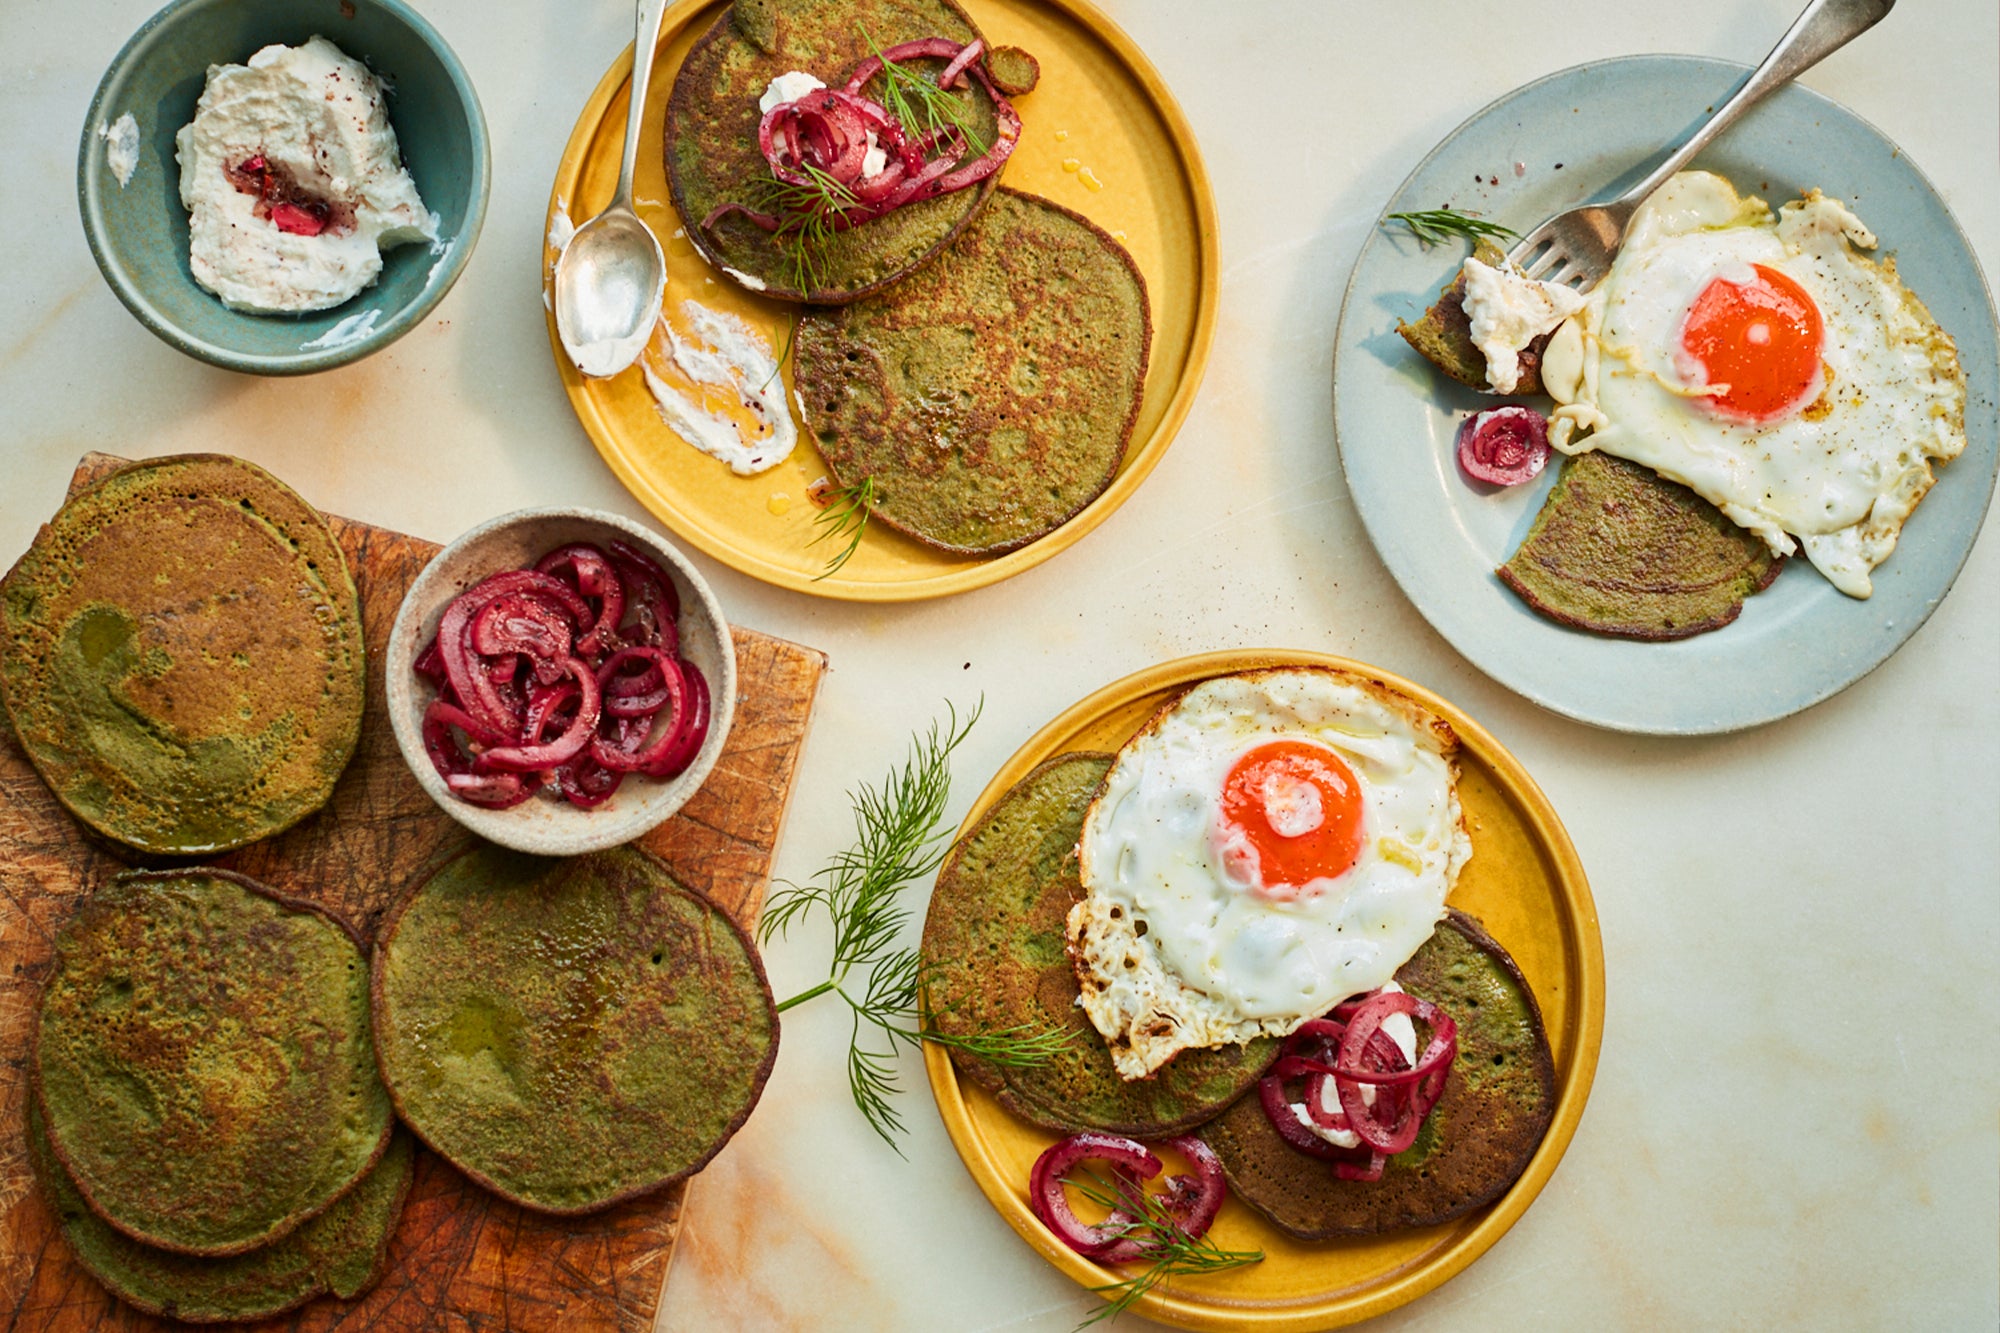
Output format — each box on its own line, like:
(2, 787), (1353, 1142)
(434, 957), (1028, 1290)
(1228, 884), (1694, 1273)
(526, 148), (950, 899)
(1062, 1169), (1265, 1329)
(759, 704), (1072, 1150)
(1385, 207), (1519, 247)
(808, 476), (876, 580)
(861, 28), (988, 160)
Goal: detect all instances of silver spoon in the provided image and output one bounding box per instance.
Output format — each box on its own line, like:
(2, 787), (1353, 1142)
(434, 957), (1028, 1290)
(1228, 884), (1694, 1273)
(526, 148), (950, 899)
(1507, 0), (1896, 292)
(555, 0), (673, 379)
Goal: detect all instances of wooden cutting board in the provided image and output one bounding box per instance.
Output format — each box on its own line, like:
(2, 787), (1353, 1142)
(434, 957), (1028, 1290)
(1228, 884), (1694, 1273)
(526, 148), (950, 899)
(0, 454), (827, 1332)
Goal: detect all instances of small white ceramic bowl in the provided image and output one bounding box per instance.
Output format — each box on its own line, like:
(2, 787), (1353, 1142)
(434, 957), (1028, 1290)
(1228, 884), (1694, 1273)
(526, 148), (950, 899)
(387, 508), (734, 855)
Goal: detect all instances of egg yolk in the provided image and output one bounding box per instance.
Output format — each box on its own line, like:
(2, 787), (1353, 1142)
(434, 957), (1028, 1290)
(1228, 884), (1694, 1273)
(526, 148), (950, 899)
(1676, 264), (1825, 421)
(1216, 739), (1364, 898)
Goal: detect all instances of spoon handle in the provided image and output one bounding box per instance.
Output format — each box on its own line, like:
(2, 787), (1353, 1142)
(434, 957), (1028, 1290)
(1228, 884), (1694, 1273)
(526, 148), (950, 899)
(1617, 0), (1896, 208)
(615, 0), (676, 211)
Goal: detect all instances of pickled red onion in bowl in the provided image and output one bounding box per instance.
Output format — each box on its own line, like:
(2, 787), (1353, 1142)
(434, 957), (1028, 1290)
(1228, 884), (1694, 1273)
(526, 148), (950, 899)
(385, 507), (735, 855)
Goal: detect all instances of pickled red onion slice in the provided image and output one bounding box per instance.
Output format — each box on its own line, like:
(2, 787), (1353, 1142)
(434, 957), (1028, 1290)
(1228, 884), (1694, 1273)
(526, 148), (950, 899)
(712, 40), (1021, 255)
(1027, 1132), (1227, 1262)
(1457, 405), (1551, 486)
(415, 539), (709, 810)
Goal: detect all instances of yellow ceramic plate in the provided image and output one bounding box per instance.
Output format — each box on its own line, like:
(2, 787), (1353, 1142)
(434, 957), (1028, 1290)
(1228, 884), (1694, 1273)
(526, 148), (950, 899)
(546, 0), (1216, 600)
(924, 650), (1604, 1330)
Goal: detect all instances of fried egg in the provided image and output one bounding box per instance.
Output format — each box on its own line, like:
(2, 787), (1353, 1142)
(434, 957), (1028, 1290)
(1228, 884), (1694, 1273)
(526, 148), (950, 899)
(1067, 668), (1470, 1080)
(1541, 171), (1966, 599)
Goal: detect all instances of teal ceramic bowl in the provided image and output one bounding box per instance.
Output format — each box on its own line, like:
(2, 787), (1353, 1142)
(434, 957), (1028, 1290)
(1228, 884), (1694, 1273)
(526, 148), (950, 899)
(77, 0), (489, 375)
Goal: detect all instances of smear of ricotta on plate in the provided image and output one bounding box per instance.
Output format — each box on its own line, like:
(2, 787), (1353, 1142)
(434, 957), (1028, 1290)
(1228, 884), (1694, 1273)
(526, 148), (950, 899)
(175, 35), (439, 314)
(640, 301), (798, 475)
(98, 114), (140, 187)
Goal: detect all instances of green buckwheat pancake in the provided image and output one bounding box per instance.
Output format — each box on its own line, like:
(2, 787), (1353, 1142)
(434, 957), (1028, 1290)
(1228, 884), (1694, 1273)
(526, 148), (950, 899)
(796, 189), (1152, 555)
(666, 0), (1001, 303)
(1499, 449), (1784, 640)
(1196, 909), (1557, 1240)
(0, 453), (364, 856)
(372, 845), (779, 1215)
(922, 753), (1275, 1137)
(29, 1105), (413, 1323)
(34, 869), (392, 1257)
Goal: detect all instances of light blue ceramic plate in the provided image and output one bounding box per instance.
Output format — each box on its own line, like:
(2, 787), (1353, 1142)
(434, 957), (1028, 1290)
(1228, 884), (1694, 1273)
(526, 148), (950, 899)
(77, 0), (489, 375)
(1334, 55), (1998, 735)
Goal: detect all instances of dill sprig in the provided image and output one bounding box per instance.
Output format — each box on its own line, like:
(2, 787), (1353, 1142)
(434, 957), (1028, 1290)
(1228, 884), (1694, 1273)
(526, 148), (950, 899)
(1063, 1169), (1265, 1329)
(808, 476), (876, 580)
(758, 313), (797, 394)
(1385, 207), (1519, 247)
(861, 27), (989, 160)
(762, 701), (1071, 1150)
(744, 165), (862, 292)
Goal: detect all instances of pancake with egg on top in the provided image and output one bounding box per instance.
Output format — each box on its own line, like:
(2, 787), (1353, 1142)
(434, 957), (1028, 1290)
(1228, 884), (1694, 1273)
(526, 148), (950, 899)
(795, 188), (1151, 555)
(371, 844), (778, 1215)
(921, 753), (1276, 1137)
(666, 0), (1004, 303)
(28, 1107), (414, 1322)
(34, 868), (392, 1257)
(1196, 909), (1557, 1240)
(0, 453), (364, 857)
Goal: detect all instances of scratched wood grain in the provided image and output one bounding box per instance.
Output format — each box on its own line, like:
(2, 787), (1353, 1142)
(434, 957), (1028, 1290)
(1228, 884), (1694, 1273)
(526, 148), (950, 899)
(0, 454), (827, 1332)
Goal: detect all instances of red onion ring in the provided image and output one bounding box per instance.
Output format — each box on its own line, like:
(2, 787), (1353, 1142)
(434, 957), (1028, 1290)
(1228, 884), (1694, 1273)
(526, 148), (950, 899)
(1334, 992), (1459, 1155)
(1258, 987), (1461, 1174)
(1027, 1133), (1228, 1262)
(1029, 1134), (1159, 1260)
(1457, 405), (1551, 487)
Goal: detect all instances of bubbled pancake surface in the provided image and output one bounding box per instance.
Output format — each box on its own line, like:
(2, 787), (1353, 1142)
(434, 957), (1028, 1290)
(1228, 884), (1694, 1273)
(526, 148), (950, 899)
(1500, 450), (1783, 640)
(922, 753), (1275, 1137)
(28, 1106), (413, 1323)
(33, 869), (392, 1257)
(372, 845), (779, 1215)
(796, 189), (1152, 555)
(1197, 910), (1556, 1240)
(0, 453), (364, 856)
(665, 0), (998, 303)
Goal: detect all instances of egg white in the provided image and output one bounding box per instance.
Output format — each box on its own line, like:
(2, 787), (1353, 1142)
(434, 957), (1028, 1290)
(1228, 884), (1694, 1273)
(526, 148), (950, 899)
(1067, 668), (1471, 1081)
(1542, 171), (1966, 599)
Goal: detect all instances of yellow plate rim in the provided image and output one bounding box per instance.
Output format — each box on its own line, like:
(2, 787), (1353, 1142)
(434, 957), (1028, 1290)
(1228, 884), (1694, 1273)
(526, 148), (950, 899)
(545, 0), (1220, 602)
(923, 648), (1606, 1330)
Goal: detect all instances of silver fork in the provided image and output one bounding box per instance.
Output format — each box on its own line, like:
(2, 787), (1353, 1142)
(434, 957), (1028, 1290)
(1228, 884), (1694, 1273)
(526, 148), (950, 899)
(1508, 0), (1896, 291)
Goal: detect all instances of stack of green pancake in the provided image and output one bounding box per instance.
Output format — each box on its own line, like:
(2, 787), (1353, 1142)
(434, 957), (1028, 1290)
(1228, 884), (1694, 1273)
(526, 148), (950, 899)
(921, 755), (1558, 1239)
(0, 454), (365, 856)
(371, 844), (780, 1215)
(30, 869), (408, 1321)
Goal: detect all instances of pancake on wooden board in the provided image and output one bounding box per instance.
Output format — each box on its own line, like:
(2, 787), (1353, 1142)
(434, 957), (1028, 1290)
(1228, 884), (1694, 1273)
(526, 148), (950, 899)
(1500, 449), (1783, 639)
(372, 844), (779, 1215)
(666, 0), (1001, 303)
(1197, 909), (1556, 1240)
(922, 753), (1275, 1137)
(795, 188), (1152, 555)
(34, 869), (392, 1257)
(0, 453), (364, 856)
(28, 1105), (413, 1323)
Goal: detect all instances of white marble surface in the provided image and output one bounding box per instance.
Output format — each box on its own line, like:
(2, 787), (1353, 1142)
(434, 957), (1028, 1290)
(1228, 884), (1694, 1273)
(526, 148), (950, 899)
(4, 0), (1996, 1328)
